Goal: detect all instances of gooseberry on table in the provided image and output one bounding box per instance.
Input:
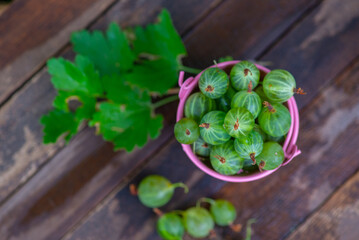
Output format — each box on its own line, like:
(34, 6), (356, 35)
(137, 175), (188, 208)
(157, 213), (185, 240)
(199, 67), (229, 99)
(210, 140), (244, 175)
(174, 118), (200, 144)
(184, 92), (216, 123)
(183, 206), (215, 238)
(199, 198), (237, 226)
(199, 111), (231, 145)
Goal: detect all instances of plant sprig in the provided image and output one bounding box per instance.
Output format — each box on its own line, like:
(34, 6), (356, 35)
(41, 9), (201, 151)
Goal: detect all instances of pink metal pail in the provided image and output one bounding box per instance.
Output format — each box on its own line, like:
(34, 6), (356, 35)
(176, 61), (301, 182)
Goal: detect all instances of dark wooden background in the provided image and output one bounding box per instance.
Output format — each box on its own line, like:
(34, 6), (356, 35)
(0, 0), (359, 239)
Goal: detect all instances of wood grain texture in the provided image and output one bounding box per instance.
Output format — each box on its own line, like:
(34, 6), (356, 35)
(65, 51), (359, 240)
(0, 0), (117, 105)
(260, 0), (359, 109)
(0, 0), (224, 239)
(287, 170), (359, 240)
(63, 0), (359, 239)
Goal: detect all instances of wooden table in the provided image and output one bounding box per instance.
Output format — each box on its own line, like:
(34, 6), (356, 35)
(0, 0), (359, 239)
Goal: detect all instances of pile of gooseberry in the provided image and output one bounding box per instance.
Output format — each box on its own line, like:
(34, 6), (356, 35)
(131, 175), (253, 239)
(174, 60), (305, 175)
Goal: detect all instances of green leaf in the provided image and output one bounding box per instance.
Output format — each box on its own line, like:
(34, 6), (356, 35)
(126, 9), (186, 94)
(90, 101), (163, 152)
(47, 55), (103, 95)
(53, 91), (96, 121)
(40, 109), (80, 143)
(71, 23), (135, 76)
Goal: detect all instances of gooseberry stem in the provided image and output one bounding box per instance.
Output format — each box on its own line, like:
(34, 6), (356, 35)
(152, 95), (179, 109)
(171, 182), (189, 193)
(263, 101), (276, 113)
(247, 81), (253, 93)
(245, 218), (256, 240)
(197, 197), (216, 207)
(129, 184), (137, 195)
(250, 153), (256, 165)
(230, 223), (242, 233)
(153, 208), (163, 216)
(293, 87), (307, 95)
(178, 65), (202, 74)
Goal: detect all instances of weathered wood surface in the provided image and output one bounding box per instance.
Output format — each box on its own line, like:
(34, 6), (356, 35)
(0, 0), (359, 239)
(63, 0), (359, 239)
(0, 0), (120, 105)
(63, 56), (359, 240)
(287, 170), (359, 240)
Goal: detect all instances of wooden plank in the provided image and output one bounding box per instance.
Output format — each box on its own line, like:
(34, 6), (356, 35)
(0, 0), (118, 105)
(65, 49), (359, 240)
(0, 1), (224, 239)
(63, 0), (359, 238)
(286, 171), (359, 240)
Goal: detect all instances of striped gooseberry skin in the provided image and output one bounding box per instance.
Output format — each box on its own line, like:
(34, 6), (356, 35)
(258, 102), (291, 137)
(210, 140), (244, 175)
(216, 84), (236, 112)
(234, 131), (263, 162)
(230, 61), (260, 91)
(254, 85), (271, 103)
(253, 123), (267, 142)
(263, 69), (296, 103)
(199, 111), (231, 145)
(256, 142), (284, 171)
(231, 89), (262, 119)
(224, 107), (254, 138)
(184, 92), (216, 123)
(157, 213), (184, 240)
(174, 118), (200, 144)
(199, 67), (229, 99)
(192, 137), (212, 157)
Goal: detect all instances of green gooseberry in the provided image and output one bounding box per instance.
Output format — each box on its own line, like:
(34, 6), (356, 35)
(254, 85), (271, 103)
(138, 175), (188, 208)
(231, 81), (262, 119)
(234, 130), (263, 165)
(258, 101), (291, 137)
(157, 213), (185, 240)
(192, 137), (212, 157)
(230, 61), (260, 91)
(199, 111), (231, 145)
(267, 134), (285, 144)
(256, 142), (284, 171)
(224, 107), (254, 138)
(183, 207), (214, 238)
(263, 69), (305, 103)
(174, 118), (200, 144)
(253, 123), (267, 142)
(210, 140), (244, 175)
(201, 198), (237, 226)
(199, 67), (229, 99)
(216, 84), (236, 112)
(184, 92), (216, 123)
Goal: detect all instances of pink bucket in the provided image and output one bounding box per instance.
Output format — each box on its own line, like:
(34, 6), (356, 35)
(176, 61), (301, 182)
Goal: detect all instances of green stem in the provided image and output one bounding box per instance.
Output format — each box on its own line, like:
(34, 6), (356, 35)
(172, 182), (189, 193)
(179, 65), (202, 74)
(245, 218), (257, 240)
(196, 197), (215, 208)
(152, 95), (179, 109)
